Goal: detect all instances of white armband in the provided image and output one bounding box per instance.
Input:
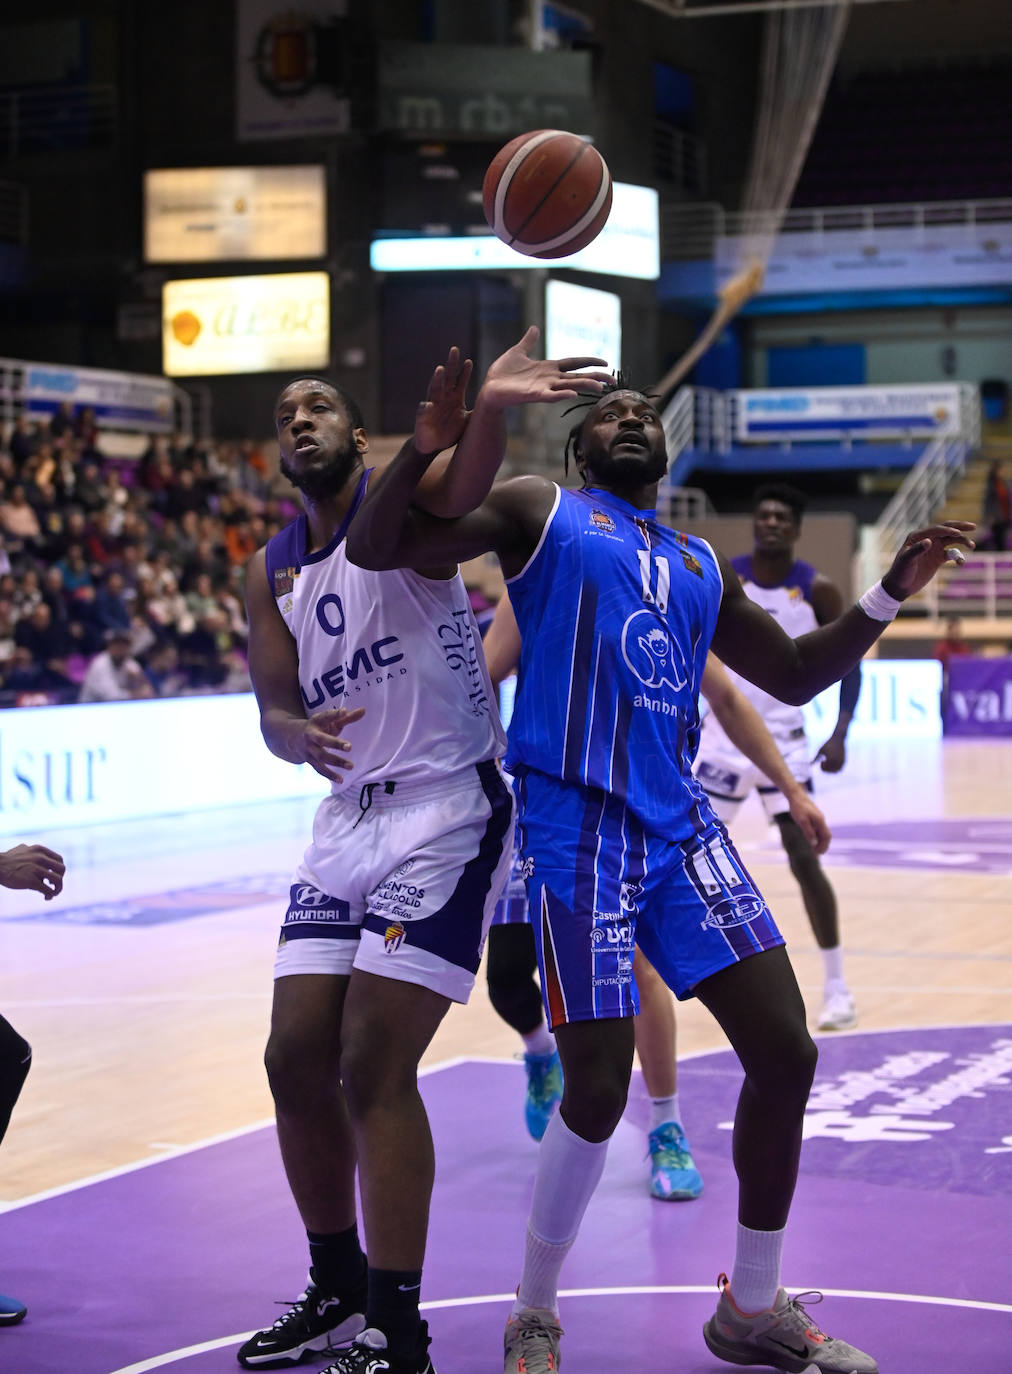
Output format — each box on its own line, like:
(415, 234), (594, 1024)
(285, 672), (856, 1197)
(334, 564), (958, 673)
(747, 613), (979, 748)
(857, 580), (903, 623)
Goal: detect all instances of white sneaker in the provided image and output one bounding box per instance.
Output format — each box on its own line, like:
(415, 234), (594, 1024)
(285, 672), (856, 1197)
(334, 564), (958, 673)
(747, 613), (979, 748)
(818, 984), (857, 1031)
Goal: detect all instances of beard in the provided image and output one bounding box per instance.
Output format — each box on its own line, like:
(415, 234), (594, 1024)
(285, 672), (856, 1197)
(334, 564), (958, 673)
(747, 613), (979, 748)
(280, 440), (360, 502)
(582, 441), (668, 488)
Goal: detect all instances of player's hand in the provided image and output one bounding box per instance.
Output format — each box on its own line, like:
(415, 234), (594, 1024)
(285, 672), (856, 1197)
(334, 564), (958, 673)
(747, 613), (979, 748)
(302, 706), (366, 783)
(0, 843), (66, 900)
(882, 521), (976, 600)
(814, 735), (846, 774)
(476, 325), (615, 411)
(414, 345), (474, 455)
(786, 790), (831, 855)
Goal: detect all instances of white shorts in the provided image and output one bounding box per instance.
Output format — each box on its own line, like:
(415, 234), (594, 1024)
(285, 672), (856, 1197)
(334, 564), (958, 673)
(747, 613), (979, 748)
(274, 760), (515, 1003)
(694, 727), (813, 825)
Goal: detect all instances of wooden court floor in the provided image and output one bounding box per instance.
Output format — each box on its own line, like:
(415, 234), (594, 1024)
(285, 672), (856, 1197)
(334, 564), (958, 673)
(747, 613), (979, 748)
(0, 736), (1008, 1203)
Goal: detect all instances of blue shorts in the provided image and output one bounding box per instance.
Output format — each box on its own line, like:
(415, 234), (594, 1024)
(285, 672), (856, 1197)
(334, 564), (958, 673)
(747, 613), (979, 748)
(515, 770), (784, 1027)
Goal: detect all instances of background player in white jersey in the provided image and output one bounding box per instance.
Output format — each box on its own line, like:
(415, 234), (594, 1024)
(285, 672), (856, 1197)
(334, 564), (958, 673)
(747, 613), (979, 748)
(346, 371), (973, 1374)
(239, 332), (612, 1374)
(695, 483), (861, 1032)
(483, 596), (830, 1202)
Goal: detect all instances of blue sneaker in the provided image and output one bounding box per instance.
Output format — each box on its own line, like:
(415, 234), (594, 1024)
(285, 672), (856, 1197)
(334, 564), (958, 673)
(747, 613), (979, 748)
(648, 1120), (703, 1200)
(523, 1049), (563, 1141)
(0, 1292), (26, 1325)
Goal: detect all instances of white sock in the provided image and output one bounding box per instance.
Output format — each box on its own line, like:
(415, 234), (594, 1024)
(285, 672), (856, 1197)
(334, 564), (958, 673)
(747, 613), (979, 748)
(821, 946), (845, 986)
(649, 1092), (682, 1132)
(514, 1112), (610, 1314)
(521, 1023), (556, 1058)
(729, 1222), (785, 1315)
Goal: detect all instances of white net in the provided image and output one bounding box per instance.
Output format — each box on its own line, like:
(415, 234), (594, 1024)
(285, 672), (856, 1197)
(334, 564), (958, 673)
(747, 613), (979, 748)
(654, 0), (854, 396)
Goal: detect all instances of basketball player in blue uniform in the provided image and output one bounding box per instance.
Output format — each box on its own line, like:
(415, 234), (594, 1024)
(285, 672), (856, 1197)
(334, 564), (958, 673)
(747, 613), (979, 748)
(239, 332), (612, 1374)
(347, 372), (973, 1374)
(695, 483), (862, 1032)
(483, 595), (830, 1206)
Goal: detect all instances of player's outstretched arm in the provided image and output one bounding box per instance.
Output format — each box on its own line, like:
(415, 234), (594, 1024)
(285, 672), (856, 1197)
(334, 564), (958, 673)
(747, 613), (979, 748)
(412, 326), (612, 521)
(483, 593), (522, 691)
(244, 547), (364, 782)
(701, 656), (830, 855)
(0, 844), (66, 900)
(712, 520), (976, 705)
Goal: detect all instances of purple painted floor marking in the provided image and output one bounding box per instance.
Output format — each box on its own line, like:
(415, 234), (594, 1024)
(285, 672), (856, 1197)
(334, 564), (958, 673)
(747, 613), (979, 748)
(2, 1027), (1009, 1374)
(814, 817), (1012, 875)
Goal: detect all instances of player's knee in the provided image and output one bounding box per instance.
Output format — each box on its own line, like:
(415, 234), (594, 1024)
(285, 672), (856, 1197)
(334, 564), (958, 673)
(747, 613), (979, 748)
(560, 1065), (629, 1140)
(264, 1028), (335, 1110)
(340, 1035), (416, 1120)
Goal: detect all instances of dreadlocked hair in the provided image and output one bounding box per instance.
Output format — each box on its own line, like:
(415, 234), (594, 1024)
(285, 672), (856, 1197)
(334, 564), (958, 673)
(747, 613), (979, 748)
(561, 372), (659, 478)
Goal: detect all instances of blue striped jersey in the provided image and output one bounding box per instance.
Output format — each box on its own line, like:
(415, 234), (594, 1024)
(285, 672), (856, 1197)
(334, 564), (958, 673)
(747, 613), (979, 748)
(505, 485), (724, 839)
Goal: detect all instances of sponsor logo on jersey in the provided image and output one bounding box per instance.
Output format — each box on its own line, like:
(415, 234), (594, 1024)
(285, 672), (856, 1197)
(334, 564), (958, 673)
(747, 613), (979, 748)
(301, 636), (406, 709)
(384, 921), (406, 953)
(680, 549), (703, 579)
(619, 881), (643, 914)
(519, 855), (535, 880)
(283, 884), (353, 932)
(393, 858), (415, 879)
(621, 610), (689, 692)
(273, 566), (296, 598)
(591, 913), (634, 949)
(700, 894), (767, 931)
(589, 509), (616, 534)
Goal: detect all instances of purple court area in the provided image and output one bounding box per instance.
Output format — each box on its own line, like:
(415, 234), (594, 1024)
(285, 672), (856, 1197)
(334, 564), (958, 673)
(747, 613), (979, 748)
(3, 1026), (1009, 1374)
(815, 818), (1012, 875)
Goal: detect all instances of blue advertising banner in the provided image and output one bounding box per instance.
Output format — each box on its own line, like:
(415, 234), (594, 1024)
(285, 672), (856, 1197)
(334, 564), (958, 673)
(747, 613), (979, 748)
(944, 657), (1012, 737)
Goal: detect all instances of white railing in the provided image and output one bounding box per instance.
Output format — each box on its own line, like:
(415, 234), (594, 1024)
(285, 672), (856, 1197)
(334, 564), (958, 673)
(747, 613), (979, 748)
(657, 485), (715, 526)
(660, 196), (1012, 262)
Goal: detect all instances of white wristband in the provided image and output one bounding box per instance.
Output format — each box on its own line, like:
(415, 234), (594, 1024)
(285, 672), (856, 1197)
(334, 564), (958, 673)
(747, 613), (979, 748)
(858, 579), (903, 622)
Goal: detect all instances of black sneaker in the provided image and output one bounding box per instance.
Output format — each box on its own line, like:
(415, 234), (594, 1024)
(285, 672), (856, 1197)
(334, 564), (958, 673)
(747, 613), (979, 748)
(237, 1271), (367, 1368)
(321, 1323), (435, 1374)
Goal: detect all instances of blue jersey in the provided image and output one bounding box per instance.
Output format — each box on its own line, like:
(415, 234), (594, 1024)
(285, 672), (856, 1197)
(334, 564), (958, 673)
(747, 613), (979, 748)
(506, 485), (724, 840)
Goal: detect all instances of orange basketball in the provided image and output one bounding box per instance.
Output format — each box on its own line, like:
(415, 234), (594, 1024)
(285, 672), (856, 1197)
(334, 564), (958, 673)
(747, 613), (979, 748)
(482, 129), (613, 260)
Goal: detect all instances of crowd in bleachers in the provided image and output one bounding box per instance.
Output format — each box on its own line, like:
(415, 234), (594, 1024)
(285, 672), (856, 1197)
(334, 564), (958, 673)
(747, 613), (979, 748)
(0, 403), (300, 708)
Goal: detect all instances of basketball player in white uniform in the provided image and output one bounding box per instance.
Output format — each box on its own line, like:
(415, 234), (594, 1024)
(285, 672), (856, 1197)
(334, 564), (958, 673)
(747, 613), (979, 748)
(694, 484), (862, 1032)
(239, 331), (612, 1374)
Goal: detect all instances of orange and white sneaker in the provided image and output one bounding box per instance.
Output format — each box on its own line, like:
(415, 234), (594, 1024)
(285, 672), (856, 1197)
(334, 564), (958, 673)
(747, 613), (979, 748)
(503, 1307), (563, 1373)
(702, 1274), (878, 1372)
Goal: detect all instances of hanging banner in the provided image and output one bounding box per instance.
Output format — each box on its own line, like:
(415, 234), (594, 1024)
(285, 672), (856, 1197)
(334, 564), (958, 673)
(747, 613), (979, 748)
(944, 657), (1012, 738)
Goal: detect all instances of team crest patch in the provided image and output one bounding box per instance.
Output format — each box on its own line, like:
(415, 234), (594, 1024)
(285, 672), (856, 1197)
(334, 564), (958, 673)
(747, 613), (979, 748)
(680, 549), (703, 578)
(273, 566), (296, 597)
(589, 509), (616, 534)
(384, 921), (406, 953)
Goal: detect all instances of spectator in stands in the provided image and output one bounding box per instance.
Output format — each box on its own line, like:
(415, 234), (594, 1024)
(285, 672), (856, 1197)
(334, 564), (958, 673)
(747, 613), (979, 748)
(934, 615), (974, 712)
(47, 401), (76, 441)
(2, 646), (45, 699)
(91, 571), (132, 637)
(0, 484), (42, 554)
(7, 417), (39, 471)
(55, 543), (92, 594)
(0, 602), (16, 674)
(143, 640), (188, 698)
(79, 628), (154, 703)
(983, 460), (1010, 551)
(13, 602), (74, 695)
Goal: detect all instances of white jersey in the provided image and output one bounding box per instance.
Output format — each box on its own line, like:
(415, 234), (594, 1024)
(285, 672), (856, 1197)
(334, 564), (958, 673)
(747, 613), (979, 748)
(704, 555), (820, 742)
(264, 471), (506, 790)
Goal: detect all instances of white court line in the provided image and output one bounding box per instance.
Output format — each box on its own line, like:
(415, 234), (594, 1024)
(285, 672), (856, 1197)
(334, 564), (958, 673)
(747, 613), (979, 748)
(3, 1027), (1009, 1210)
(105, 1286), (1012, 1374)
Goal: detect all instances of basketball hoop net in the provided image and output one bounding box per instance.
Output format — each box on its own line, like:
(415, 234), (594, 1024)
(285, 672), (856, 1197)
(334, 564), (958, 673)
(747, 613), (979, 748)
(654, 0), (853, 397)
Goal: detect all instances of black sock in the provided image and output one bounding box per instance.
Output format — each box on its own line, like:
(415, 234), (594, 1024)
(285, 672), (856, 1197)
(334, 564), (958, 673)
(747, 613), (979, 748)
(306, 1225), (367, 1296)
(367, 1266), (423, 1356)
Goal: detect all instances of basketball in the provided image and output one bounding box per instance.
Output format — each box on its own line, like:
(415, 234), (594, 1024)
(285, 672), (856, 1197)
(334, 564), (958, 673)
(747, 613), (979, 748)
(482, 129), (613, 260)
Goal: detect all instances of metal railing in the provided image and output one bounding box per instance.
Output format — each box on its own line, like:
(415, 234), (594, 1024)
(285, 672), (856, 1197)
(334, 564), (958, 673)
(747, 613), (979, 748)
(660, 196), (1012, 261)
(657, 485), (715, 526)
(652, 121), (708, 196)
(0, 83), (117, 158)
